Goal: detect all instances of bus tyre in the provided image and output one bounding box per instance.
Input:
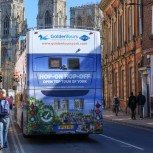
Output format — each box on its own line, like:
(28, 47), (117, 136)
(80, 134), (89, 138)
(21, 117), (29, 138)
(23, 133), (29, 138)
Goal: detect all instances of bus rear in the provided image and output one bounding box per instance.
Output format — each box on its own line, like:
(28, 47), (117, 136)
(23, 28), (103, 136)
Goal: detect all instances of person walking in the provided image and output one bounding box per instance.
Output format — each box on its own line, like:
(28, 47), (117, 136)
(136, 91), (146, 119)
(112, 95), (120, 116)
(0, 89), (10, 149)
(128, 92), (137, 120)
(7, 96), (13, 110)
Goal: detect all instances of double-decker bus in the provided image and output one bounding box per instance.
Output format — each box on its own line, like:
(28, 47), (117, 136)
(14, 28), (103, 137)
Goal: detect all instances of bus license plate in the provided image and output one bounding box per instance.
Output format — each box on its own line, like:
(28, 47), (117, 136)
(59, 125), (74, 129)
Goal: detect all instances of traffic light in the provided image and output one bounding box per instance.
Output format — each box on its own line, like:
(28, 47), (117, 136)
(0, 75), (2, 82)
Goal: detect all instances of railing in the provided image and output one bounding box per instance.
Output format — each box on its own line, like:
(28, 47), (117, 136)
(28, 25), (101, 31)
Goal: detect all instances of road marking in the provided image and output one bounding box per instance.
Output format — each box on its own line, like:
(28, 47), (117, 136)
(10, 111), (26, 153)
(104, 115), (114, 117)
(99, 134), (144, 151)
(147, 123), (153, 125)
(9, 125), (20, 153)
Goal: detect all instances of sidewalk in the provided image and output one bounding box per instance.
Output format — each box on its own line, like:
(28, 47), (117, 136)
(103, 109), (153, 130)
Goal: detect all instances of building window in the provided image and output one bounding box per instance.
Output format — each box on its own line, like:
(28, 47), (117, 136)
(121, 15), (124, 46)
(106, 27), (111, 55)
(77, 16), (82, 26)
(112, 21), (117, 51)
(74, 98), (84, 110)
(58, 11), (62, 26)
(128, 7), (132, 41)
(119, 15), (124, 47)
(86, 16), (93, 27)
(108, 27), (111, 54)
(45, 11), (51, 28)
(16, 15), (20, 34)
(113, 72), (117, 96)
(138, 0), (142, 34)
(114, 22), (117, 50)
(1, 47), (8, 66)
(54, 99), (60, 110)
(121, 70), (124, 98)
(152, 5), (153, 34)
(129, 67), (133, 94)
(3, 16), (9, 37)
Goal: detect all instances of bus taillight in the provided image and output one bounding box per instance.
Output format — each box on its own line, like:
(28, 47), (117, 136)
(30, 110), (35, 115)
(30, 104), (35, 109)
(95, 123), (100, 128)
(32, 125), (36, 129)
(96, 102), (101, 108)
(95, 110), (100, 114)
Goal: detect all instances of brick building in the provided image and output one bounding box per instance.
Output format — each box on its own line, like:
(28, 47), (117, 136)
(99, 0), (142, 110)
(141, 0), (153, 117)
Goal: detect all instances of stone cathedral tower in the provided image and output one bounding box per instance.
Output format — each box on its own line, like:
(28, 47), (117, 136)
(0, 0), (27, 90)
(37, 0), (67, 28)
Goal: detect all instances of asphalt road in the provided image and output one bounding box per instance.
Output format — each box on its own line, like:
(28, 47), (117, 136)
(3, 118), (153, 153)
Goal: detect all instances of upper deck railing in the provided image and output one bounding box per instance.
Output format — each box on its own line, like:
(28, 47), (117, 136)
(27, 25), (101, 32)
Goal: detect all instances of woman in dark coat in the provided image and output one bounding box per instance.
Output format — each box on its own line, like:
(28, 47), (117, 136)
(128, 92), (137, 120)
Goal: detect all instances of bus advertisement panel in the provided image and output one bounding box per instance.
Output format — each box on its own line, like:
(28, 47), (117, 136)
(15, 28), (103, 137)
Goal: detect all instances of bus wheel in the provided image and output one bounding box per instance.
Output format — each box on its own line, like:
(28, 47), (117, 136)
(80, 134), (89, 138)
(23, 133), (29, 138)
(22, 118), (29, 138)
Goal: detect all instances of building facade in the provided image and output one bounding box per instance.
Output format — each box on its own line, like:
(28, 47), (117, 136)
(37, 0), (67, 28)
(141, 0), (153, 117)
(70, 4), (103, 29)
(0, 0), (27, 91)
(99, 0), (143, 111)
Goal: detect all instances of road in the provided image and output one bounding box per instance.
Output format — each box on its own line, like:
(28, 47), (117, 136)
(4, 116), (153, 153)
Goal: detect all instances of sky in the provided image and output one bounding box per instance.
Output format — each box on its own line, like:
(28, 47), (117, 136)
(24, 0), (101, 28)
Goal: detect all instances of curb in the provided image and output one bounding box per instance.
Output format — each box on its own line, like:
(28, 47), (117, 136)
(104, 118), (153, 131)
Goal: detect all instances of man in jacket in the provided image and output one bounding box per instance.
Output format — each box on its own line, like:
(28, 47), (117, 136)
(136, 91), (146, 119)
(0, 89), (10, 149)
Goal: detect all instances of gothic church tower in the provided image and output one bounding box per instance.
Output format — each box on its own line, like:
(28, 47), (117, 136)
(0, 0), (26, 90)
(37, 0), (67, 28)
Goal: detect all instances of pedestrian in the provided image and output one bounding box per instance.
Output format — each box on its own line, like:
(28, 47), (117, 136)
(136, 91), (146, 119)
(0, 89), (10, 149)
(103, 98), (106, 109)
(128, 92), (137, 120)
(112, 95), (120, 116)
(7, 96), (13, 110)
